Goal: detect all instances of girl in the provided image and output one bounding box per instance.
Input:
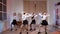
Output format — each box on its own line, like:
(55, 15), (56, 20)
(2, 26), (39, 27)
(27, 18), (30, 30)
(19, 13), (28, 34)
(38, 12), (49, 34)
(11, 13), (18, 31)
(30, 13), (36, 31)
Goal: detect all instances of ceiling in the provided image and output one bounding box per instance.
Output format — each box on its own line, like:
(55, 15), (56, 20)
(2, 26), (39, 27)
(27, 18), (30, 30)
(24, 0), (46, 1)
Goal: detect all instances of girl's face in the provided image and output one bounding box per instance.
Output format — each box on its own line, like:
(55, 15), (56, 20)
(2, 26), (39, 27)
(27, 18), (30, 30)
(44, 13), (46, 15)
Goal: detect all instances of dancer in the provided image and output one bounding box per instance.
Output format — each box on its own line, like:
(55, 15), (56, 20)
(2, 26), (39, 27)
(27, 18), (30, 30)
(11, 13), (18, 31)
(19, 13), (32, 34)
(38, 12), (49, 34)
(30, 13), (36, 31)
(42, 12), (49, 34)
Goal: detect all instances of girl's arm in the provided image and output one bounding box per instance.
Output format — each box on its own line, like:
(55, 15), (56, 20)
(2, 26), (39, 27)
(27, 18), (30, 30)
(39, 13), (43, 17)
(46, 14), (50, 17)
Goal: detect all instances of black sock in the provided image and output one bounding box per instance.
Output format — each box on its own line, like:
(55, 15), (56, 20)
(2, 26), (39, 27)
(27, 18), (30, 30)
(45, 32), (47, 34)
(38, 32), (41, 34)
(19, 32), (22, 34)
(34, 28), (36, 30)
(11, 29), (12, 31)
(27, 32), (28, 34)
(15, 29), (17, 31)
(30, 28), (32, 31)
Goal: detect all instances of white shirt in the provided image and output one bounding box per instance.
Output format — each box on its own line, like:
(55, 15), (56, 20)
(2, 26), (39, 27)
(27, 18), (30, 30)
(42, 15), (47, 20)
(39, 13), (49, 20)
(22, 15), (27, 20)
(10, 16), (19, 23)
(22, 14), (32, 20)
(42, 14), (50, 20)
(39, 13), (42, 17)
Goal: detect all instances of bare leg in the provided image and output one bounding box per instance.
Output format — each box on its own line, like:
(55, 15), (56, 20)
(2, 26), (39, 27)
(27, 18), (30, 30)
(30, 24), (32, 31)
(31, 24), (36, 31)
(45, 26), (47, 34)
(38, 25), (42, 34)
(25, 25), (28, 34)
(11, 24), (12, 31)
(19, 25), (23, 34)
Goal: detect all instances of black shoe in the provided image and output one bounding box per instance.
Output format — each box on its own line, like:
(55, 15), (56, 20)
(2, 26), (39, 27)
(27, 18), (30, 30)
(11, 29), (12, 31)
(34, 28), (36, 31)
(19, 32), (22, 34)
(27, 32), (28, 34)
(30, 28), (32, 31)
(45, 32), (47, 34)
(38, 32), (41, 34)
(15, 29), (17, 31)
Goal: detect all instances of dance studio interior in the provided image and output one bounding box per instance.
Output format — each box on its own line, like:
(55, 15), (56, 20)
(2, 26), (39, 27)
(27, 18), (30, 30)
(0, 0), (60, 34)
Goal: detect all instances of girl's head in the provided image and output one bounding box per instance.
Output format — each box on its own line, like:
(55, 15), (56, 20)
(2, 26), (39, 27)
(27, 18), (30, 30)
(13, 12), (16, 16)
(43, 13), (46, 15)
(42, 11), (46, 15)
(23, 13), (25, 15)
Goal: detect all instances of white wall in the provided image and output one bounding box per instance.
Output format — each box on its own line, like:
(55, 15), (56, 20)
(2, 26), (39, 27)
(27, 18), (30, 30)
(11, 0), (23, 13)
(47, 0), (60, 25)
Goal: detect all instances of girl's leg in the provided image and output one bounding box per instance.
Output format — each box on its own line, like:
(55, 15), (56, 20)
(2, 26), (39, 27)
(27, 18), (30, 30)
(30, 24), (32, 31)
(19, 25), (23, 34)
(38, 24), (42, 34)
(11, 24), (12, 31)
(34, 24), (36, 30)
(45, 26), (47, 34)
(14, 25), (17, 31)
(32, 24), (34, 31)
(25, 25), (28, 34)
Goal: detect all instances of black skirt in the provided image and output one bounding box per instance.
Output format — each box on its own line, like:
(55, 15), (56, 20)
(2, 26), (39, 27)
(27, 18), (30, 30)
(23, 20), (28, 25)
(41, 20), (48, 26)
(31, 19), (36, 24)
(12, 19), (17, 25)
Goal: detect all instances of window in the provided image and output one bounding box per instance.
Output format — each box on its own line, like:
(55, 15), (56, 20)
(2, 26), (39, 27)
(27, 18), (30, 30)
(2, 13), (7, 20)
(0, 0), (2, 2)
(3, 5), (6, 12)
(0, 4), (2, 11)
(0, 12), (2, 20)
(3, 0), (6, 5)
(0, 0), (7, 20)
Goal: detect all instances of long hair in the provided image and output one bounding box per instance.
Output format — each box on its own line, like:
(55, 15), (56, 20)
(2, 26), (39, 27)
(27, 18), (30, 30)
(31, 16), (34, 19)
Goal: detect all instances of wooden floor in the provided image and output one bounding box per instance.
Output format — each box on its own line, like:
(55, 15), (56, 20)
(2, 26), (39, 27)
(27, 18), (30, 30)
(0, 25), (60, 34)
